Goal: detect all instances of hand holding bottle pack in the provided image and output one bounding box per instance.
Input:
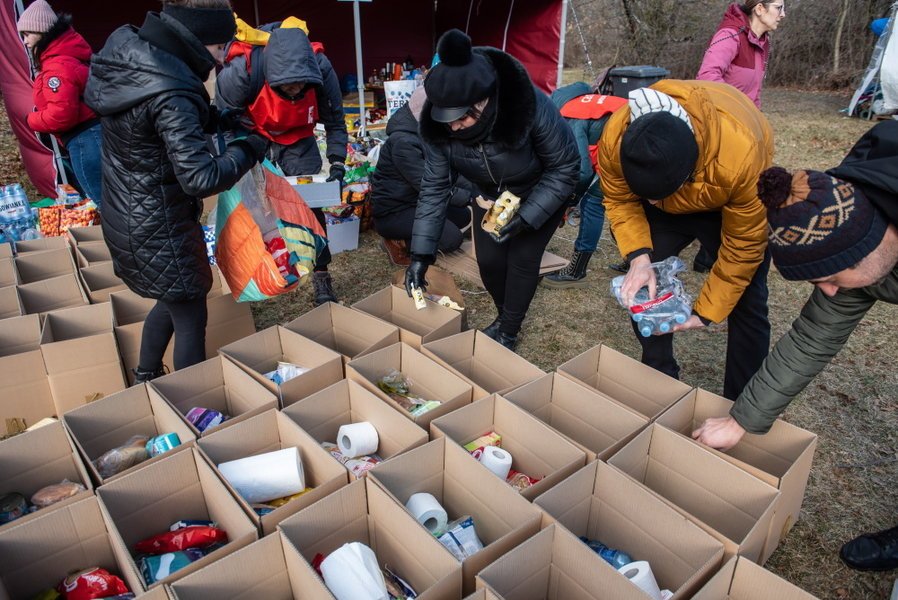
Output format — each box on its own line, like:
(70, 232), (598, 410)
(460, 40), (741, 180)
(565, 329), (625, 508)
(611, 256), (693, 337)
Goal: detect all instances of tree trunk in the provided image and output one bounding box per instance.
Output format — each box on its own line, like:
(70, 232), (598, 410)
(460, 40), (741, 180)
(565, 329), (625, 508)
(833, 0), (849, 73)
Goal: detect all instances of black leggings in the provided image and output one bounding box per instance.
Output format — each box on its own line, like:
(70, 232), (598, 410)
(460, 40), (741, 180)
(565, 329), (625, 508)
(139, 296), (209, 371)
(472, 202), (566, 336)
(375, 205), (471, 252)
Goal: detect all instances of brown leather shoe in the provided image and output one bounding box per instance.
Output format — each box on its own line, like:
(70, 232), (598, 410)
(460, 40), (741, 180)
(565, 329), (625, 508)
(381, 238), (411, 267)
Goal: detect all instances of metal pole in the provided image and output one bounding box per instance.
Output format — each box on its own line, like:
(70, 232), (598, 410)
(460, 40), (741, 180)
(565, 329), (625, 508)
(557, 0), (569, 89)
(253, 0), (260, 26)
(353, 0), (366, 136)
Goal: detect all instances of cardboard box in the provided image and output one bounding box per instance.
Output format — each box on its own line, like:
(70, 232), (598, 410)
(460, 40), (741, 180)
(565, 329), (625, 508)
(18, 272), (89, 317)
(0, 257), (17, 287)
(436, 239), (568, 290)
(556, 344), (692, 420)
(282, 378), (428, 478)
(607, 424), (780, 561)
(346, 342), (474, 429)
(421, 330), (545, 400)
(220, 325), (343, 407)
(279, 478), (463, 599)
(0, 242), (11, 258)
(0, 314), (54, 434)
(75, 241), (113, 268)
(534, 461), (725, 599)
(0, 420), (93, 532)
(14, 235), (68, 253)
(79, 261), (127, 303)
(370, 437), (543, 594)
(391, 266), (468, 329)
(167, 531), (334, 600)
(149, 355), (278, 437)
(691, 555), (818, 599)
(110, 289), (175, 385)
(40, 303), (127, 415)
(430, 394), (587, 501)
(283, 301), (400, 363)
(284, 176), (342, 209)
(0, 285), (22, 319)
(464, 591), (502, 600)
(196, 409), (348, 535)
(204, 292), (256, 357)
(66, 224), (105, 246)
(96, 447), (258, 591)
(503, 373), (648, 461)
(0, 497), (144, 599)
(656, 388), (818, 563)
(352, 284), (462, 350)
(475, 523), (652, 600)
(14, 247), (75, 284)
(63, 383), (196, 485)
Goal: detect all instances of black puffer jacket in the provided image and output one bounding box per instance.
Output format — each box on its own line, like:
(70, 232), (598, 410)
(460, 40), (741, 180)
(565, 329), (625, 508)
(85, 13), (257, 302)
(371, 102), (474, 219)
(411, 47), (579, 257)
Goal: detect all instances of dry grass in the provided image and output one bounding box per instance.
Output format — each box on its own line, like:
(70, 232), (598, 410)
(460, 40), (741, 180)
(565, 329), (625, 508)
(2, 88), (896, 597)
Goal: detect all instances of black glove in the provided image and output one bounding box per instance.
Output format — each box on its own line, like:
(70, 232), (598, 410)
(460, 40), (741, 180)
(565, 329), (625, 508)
(232, 133), (269, 163)
(494, 214), (531, 244)
(327, 161), (346, 189)
(404, 257), (430, 297)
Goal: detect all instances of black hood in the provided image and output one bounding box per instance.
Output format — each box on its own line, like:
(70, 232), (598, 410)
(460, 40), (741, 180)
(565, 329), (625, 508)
(263, 27), (322, 88)
(828, 121), (898, 227)
(386, 103), (418, 136)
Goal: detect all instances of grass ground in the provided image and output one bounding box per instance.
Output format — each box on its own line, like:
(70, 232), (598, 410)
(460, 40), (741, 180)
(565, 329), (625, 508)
(1, 88), (895, 598)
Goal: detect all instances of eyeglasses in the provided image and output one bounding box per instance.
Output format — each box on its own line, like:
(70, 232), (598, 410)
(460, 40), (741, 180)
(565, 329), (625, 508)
(766, 3), (785, 14)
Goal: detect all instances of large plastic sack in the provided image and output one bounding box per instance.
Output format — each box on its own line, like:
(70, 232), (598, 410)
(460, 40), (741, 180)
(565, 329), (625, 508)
(215, 159), (327, 302)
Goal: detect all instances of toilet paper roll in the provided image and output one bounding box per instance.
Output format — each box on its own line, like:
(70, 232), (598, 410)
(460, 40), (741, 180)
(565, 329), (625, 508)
(321, 542), (389, 600)
(479, 446), (512, 480)
(337, 421), (379, 458)
(405, 492), (448, 534)
(217, 447), (305, 504)
(618, 561), (663, 600)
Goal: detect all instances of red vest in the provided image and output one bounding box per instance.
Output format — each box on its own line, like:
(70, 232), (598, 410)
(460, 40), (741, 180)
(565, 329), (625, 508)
(559, 93), (627, 120)
(248, 84), (319, 145)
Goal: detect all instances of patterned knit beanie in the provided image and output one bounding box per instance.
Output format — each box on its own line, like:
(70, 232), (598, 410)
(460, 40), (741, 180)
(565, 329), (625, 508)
(761, 166), (887, 280)
(17, 0), (57, 33)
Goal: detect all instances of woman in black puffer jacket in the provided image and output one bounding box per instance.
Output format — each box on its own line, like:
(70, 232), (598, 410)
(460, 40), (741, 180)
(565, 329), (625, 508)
(404, 29), (579, 350)
(85, 0), (268, 382)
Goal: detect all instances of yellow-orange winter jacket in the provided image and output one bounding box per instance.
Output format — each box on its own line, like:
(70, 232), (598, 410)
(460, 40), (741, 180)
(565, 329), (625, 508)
(599, 79), (774, 323)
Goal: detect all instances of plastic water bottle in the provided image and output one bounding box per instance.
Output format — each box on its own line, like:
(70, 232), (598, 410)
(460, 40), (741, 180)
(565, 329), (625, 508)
(611, 256), (693, 337)
(579, 536), (633, 568)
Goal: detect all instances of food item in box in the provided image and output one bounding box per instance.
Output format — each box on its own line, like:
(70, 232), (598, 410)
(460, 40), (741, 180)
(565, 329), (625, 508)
(506, 470), (541, 492)
(134, 525), (228, 554)
(38, 200), (100, 237)
(376, 370), (441, 417)
(321, 442), (382, 477)
(185, 407), (227, 433)
(0, 492), (28, 524)
(56, 567), (130, 600)
(145, 432), (181, 457)
(31, 480), (86, 508)
(139, 546), (222, 584)
(462, 431), (502, 460)
(93, 435), (150, 479)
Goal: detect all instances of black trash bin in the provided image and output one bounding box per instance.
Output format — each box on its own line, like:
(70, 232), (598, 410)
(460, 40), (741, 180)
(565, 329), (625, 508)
(609, 66), (671, 98)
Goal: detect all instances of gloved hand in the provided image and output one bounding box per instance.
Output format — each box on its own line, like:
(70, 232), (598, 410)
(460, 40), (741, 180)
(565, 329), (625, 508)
(404, 257), (430, 297)
(235, 133), (269, 163)
(326, 161), (346, 189)
(494, 214), (531, 244)
(205, 106), (244, 134)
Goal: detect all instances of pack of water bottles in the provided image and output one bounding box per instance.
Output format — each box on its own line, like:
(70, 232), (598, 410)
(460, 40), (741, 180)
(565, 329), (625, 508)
(610, 256), (693, 337)
(0, 183), (40, 243)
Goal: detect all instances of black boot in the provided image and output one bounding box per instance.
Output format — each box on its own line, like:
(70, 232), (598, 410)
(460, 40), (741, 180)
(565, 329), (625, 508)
(482, 317), (501, 339)
(312, 271), (338, 306)
(494, 330), (518, 351)
(840, 525), (898, 571)
(609, 259), (630, 273)
(693, 245), (714, 274)
(132, 365), (167, 386)
(542, 251), (593, 289)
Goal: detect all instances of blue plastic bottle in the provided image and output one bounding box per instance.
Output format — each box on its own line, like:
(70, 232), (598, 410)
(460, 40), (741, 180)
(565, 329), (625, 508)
(579, 536), (633, 568)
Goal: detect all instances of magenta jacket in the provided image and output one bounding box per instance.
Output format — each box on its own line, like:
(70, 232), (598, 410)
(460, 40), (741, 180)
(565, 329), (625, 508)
(696, 3), (769, 108)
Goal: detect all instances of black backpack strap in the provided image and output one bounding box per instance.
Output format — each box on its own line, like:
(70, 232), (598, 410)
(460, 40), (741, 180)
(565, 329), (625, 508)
(248, 44), (266, 100)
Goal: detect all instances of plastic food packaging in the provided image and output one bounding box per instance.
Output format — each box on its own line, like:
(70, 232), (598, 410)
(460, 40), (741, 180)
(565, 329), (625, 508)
(321, 442), (383, 477)
(579, 536), (633, 569)
(56, 567), (130, 600)
(506, 470), (541, 492)
(462, 431), (502, 460)
(31, 480), (86, 508)
(265, 488), (312, 508)
(139, 547), (219, 585)
(382, 565), (418, 599)
(93, 435), (150, 479)
(145, 433), (181, 458)
(436, 516), (485, 561)
(477, 191), (521, 239)
(170, 519), (215, 531)
(263, 361), (311, 386)
(376, 370), (441, 417)
(134, 525), (228, 554)
(0, 492), (28, 524)
(185, 407), (227, 433)
(610, 256), (693, 337)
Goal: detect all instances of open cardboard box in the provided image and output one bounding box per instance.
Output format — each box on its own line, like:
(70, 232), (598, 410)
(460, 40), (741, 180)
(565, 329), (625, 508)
(430, 394), (587, 501)
(656, 388), (818, 563)
(475, 523), (652, 600)
(18, 272), (89, 317)
(0, 256), (18, 287)
(14, 246), (75, 284)
(436, 239), (568, 290)
(556, 344), (692, 420)
(0, 497), (144, 599)
(40, 303), (127, 415)
(0, 285), (22, 319)
(284, 301), (400, 364)
(14, 235), (68, 253)
(534, 461), (725, 599)
(0, 420), (93, 532)
(74, 241), (113, 268)
(96, 447), (258, 591)
(66, 224), (105, 246)
(503, 373), (648, 461)
(219, 325), (343, 407)
(346, 342), (474, 429)
(0, 314), (54, 434)
(196, 409), (348, 535)
(352, 284), (462, 350)
(391, 265), (468, 329)
(607, 424), (780, 562)
(204, 291), (256, 357)
(279, 477), (463, 599)
(167, 531), (334, 600)
(63, 383), (196, 485)
(369, 437), (543, 594)
(149, 355), (278, 437)
(691, 555), (817, 599)
(282, 378), (428, 479)
(79, 261), (127, 303)
(465, 591), (503, 600)
(0, 242), (11, 258)
(421, 330), (545, 400)
(110, 289), (175, 385)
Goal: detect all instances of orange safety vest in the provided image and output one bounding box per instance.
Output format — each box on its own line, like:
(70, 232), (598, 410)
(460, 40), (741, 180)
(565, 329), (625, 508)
(560, 93), (627, 175)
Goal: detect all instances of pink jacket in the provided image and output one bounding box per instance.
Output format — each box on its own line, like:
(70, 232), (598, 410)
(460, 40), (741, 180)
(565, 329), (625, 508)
(696, 3), (769, 108)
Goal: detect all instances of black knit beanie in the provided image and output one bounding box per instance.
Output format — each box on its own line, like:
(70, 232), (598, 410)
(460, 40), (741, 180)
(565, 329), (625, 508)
(425, 29), (497, 123)
(761, 166), (888, 280)
(620, 112), (698, 200)
(162, 4), (235, 45)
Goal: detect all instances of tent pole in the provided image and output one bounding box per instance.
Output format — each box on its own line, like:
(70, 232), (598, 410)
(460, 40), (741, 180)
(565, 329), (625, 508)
(557, 0), (568, 89)
(353, 0), (366, 136)
(253, 0), (260, 26)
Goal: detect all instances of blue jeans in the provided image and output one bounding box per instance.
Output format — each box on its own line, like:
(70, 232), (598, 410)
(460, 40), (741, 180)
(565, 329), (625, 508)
(67, 122), (104, 208)
(574, 184), (605, 253)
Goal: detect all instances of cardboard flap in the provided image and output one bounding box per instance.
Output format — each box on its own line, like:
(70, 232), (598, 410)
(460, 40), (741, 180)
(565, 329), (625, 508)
(67, 225), (105, 245)
(14, 247), (75, 284)
(0, 285), (22, 319)
(18, 273), (88, 316)
(0, 313), (42, 356)
(0, 256), (17, 287)
(109, 289), (155, 326)
(79, 261), (126, 300)
(352, 285), (461, 346)
(692, 555), (817, 599)
(14, 236), (67, 253)
(40, 302), (114, 343)
(285, 302), (400, 360)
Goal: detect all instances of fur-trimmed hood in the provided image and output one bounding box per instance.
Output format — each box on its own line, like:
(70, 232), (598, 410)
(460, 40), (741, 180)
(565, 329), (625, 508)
(33, 14), (89, 69)
(420, 46), (536, 149)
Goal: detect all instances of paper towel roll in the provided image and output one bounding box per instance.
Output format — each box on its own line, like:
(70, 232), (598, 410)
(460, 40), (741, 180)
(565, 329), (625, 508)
(618, 561), (663, 600)
(337, 421), (379, 458)
(479, 446), (512, 479)
(405, 492), (448, 534)
(217, 447), (305, 504)
(321, 542), (389, 600)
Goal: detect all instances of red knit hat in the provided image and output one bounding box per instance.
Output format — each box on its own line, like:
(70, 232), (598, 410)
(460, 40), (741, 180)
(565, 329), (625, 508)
(16, 0), (57, 33)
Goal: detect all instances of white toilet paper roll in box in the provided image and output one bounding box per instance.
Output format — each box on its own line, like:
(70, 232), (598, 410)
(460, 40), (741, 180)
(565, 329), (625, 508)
(217, 447), (305, 504)
(337, 421), (379, 458)
(321, 542), (389, 600)
(479, 446), (512, 480)
(405, 492), (449, 534)
(618, 560), (664, 600)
